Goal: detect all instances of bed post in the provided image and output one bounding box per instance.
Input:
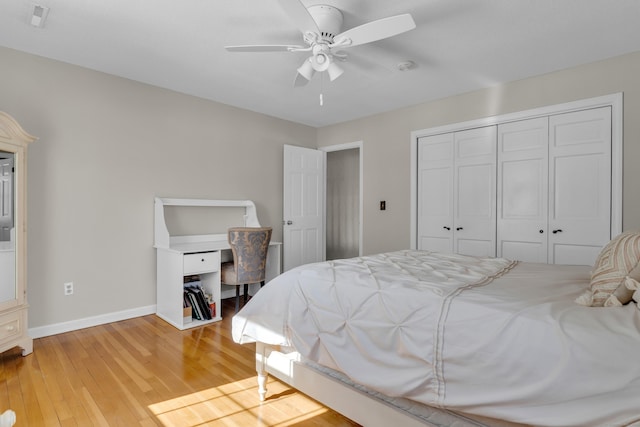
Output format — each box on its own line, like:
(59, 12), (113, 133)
(256, 342), (270, 401)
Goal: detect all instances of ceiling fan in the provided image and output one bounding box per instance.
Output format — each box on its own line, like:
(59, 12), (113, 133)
(225, 0), (416, 87)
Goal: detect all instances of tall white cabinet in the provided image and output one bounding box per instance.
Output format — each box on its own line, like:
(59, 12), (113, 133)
(0, 112), (36, 356)
(418, 104), (615, 266)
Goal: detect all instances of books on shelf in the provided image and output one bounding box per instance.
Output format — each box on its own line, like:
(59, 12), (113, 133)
(183, 278), (213, 321)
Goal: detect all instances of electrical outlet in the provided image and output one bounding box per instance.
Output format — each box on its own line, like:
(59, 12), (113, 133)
(64, 282), (74, 296)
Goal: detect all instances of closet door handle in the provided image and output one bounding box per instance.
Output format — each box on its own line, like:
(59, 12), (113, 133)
(456, 227), (463, 231)
(552, 229), (563, 234)
(443, 226), (451, 230)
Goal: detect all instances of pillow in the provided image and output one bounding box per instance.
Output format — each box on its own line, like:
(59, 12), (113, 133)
(575, 231), (640, 307)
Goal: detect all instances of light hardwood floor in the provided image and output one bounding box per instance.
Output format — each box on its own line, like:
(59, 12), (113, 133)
(0, 299), (359, 426)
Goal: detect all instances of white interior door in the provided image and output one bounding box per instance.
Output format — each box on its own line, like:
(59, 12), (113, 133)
(413, 95), (621, 262)
(549, 107), (611, 265)
(417, 127), (496, 257)
(454, 126), (497, 257)
(283, 144), (325, 271)
(497, 117), (549, 262)
(417, 133), (454, 252)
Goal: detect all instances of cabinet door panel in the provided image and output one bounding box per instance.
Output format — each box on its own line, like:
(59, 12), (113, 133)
(500, 241), (545, 262)
(419, 236), (452, 253)
(421, 167), (452, 218)
(553, 243), (603, 267)
(457, 239), (496, 258)
(457, 163), (493, 217)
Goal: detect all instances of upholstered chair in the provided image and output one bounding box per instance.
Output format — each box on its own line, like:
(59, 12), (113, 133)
(220, 227), (272, 313)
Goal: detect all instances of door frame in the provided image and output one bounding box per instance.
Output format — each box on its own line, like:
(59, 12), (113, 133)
(320, 141), (364, 257)
(409, 93), (623, 249)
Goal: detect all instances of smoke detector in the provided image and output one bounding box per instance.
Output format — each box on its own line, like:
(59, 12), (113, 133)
(397, 60), (417, 71)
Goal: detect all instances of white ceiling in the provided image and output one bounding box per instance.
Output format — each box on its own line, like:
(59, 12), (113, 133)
(1, 1), (640, 127)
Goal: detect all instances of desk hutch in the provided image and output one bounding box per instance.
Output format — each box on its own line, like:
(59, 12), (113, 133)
(154, 197), (281, 330)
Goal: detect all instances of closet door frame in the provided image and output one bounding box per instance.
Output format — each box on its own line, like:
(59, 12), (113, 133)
(410, 93), (623, 250)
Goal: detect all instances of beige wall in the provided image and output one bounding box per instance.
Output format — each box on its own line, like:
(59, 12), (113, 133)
(318, 51), (640, 255)
(3, 44), (640, 331)
(0, 46), (316, 329)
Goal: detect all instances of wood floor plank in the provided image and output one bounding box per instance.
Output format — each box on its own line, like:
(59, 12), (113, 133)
(4, 348), (28, 424)
(0, 299), (359, 426)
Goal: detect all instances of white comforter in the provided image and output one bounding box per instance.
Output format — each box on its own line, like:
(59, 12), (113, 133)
(232, 250), (640, 426)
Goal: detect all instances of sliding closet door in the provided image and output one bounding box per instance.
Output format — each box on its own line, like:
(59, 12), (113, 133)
(497, 117), (549, 263)
(549, 107), (611, 265)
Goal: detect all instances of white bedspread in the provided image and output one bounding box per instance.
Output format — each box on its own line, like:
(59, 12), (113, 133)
(232, 250), (640, 426)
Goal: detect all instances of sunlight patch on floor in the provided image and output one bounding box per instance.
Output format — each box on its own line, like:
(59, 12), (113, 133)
(148, 377), (329, 426)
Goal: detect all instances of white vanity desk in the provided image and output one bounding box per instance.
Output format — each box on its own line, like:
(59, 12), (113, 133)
(154, 198), (281, 330)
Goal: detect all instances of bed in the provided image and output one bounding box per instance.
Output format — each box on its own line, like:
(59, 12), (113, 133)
(232, 235), (640, 426)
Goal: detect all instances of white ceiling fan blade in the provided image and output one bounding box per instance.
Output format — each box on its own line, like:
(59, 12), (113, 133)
(335, 14), (416, 48)
(225, 45), (304, 52)
(277, 0), (320, 34)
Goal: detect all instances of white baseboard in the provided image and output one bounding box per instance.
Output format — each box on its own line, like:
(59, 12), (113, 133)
(28, 305), (157, 339)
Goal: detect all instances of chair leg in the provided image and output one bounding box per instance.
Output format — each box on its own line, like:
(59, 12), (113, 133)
(235, 286), (240, 314)
(243, 284), (249, 304)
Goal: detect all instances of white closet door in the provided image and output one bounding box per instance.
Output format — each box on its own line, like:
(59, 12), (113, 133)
(417, 133), (454, 252)
(497, 117), (549, 262)
(418, 127), (496, 257)
(549, 107), (611, 265)
(454, 126), (497, 257)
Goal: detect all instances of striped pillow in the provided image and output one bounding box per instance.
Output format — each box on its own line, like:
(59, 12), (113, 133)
(575, 231), (640, 307)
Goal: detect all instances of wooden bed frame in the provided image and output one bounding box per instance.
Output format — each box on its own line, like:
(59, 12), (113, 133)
(254, 342), (508, 427)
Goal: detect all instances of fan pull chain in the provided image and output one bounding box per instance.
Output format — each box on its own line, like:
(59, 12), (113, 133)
(320, 93), (324, 106)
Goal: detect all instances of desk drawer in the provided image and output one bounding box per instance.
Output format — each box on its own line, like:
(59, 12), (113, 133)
(184, 251), (219, 274)
(0, 311), (21, 344)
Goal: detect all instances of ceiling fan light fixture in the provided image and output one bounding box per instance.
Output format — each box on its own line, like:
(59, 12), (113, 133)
(297, 58), (315, 81)
(311, 53), (331, 72)
(327, 62), (344, 81)
(226, 1), (417, 89)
